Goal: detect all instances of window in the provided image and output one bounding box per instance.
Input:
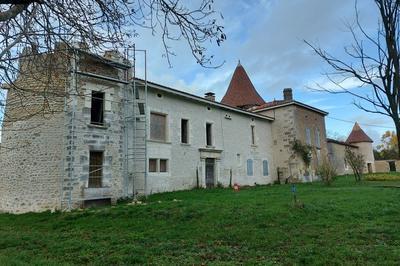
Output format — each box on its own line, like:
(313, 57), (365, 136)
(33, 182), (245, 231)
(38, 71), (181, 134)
(344, 159), (349, 170)
(91, 91), (104, 125)
(251, 125), (255, 145)
(206, 123), (213, 146)
(89, 151), (103, 188)
(315, 128), (321, 148)
(263, 160), (269, 176)
(149, 158), (169, 173)
(138, 103), (145, 115)
(160, 159), (168, 172)
(247, 159), (253, 176)
(150, 112), (167, 141)
(149, 159), (157, 172)
(305, 128), (311, 145)
(181, 119), (189, 144)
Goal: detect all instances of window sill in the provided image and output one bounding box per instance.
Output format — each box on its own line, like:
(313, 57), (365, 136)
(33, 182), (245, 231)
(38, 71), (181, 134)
(180, 143), (191, 146)
(88, 124), (108, 129)
(206, 145), (215, 149)
(251, 144), (258, 148)
(148, 139), (171, 144)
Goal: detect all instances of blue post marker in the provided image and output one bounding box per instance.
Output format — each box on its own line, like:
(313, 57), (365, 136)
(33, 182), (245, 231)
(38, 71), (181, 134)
(291, 184), (297, 204)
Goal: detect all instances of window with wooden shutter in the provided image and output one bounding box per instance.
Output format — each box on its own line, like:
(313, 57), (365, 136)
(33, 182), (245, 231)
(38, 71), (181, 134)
(150, 112), (167, 141)
(263, 160), (269, 176)
(247, 159), (253, 176)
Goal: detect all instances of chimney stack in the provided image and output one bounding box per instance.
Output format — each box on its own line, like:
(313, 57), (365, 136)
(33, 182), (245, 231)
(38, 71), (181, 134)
(205, 92), (215, 101)
(283, 88), (293, 101)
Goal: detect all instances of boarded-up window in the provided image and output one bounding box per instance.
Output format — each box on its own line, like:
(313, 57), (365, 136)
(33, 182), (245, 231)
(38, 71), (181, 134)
(181, 119), (189, 144)
(149, 159), (157, 172)
(305, 128), (311, 145)
(91, 91), (104, 125)
(206, 123), (212, 146)
(150, 113), (167, 141)
(251, 125), (255, 145)
(160, 159), (168, 172)
(247, 159), (253, 176)
(315, 128), (321, 148)
(263, 160), (269, 176)
(89, 151), (103, 188)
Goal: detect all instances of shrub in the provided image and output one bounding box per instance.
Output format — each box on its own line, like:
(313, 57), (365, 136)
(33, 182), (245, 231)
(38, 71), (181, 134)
(345, 147), (365, 182)
(317, 158), (337, 185)
(364, 172), (400, 181)
(292, 140), (312, 167)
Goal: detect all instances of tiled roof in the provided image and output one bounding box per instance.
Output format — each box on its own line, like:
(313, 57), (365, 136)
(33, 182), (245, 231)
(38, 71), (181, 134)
(251, 100), (290, 110)
(327, 138), (358, 148)
(346, 122), (373, 143)
(250, 99), (328, 116)
(221, 62), (265, 108)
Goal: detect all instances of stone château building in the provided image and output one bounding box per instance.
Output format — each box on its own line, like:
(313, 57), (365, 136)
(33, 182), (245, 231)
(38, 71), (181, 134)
(1, 45), (334, 213)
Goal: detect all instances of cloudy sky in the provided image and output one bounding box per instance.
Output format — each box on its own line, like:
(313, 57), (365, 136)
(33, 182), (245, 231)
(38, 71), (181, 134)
(131, 0), (395, 146)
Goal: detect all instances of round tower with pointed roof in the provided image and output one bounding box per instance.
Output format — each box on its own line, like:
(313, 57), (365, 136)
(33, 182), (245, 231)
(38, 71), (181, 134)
(346, 122), (375, 173)
(221, 62), (265, 109)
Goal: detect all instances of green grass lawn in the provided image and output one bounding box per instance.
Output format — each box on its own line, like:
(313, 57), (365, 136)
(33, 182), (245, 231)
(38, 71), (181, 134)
(1, 176), (400, 265)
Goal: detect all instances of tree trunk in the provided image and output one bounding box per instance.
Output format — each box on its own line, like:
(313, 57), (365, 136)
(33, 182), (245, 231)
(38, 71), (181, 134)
(393, 118), (400, 159)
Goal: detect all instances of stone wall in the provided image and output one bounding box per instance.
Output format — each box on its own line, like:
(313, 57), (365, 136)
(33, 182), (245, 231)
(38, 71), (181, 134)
(0, 46), (131, 213)
(258, 104), (328, 182)
(327, 142), (356, 175)
(294, 105), (328, 179)
(352, 142), (376, 173)
(374, 160), (400, 173)
(258, 106), (297, 182)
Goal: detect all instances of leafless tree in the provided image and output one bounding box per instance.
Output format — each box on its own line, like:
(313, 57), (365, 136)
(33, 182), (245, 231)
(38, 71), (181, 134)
(306, 0), (400, 156)
(0, 0), (226, 127)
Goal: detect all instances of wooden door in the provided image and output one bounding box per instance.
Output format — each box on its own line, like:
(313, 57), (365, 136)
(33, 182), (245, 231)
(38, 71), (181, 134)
(205, 158), (215, 188)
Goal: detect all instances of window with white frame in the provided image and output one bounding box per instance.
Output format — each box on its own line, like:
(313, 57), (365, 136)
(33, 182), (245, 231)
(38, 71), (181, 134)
(148, 158), (169, 173)
(247, 159), (254, 176)
(305, 128), (311, 145)
(150, 112), (167, 141)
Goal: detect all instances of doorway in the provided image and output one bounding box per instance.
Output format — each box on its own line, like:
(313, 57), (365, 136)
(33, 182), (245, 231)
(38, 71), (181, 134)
(367, 163), (373, 173)
(205, 158), (215, 188)
(389, 161), (396, 172)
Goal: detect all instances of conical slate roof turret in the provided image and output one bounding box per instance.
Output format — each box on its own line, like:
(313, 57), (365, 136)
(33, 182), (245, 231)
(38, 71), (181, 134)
(221, 61), (265, 108)
(346, 122), (373, 143)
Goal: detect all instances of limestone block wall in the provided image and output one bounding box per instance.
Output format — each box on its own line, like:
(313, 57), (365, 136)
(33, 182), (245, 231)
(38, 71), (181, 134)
(0, 46), (131, 213)
(60, 52), (129, 209)
(258, 105), (328, 182)
(0, 114), (65, 213)
(258, 106), (299, 181)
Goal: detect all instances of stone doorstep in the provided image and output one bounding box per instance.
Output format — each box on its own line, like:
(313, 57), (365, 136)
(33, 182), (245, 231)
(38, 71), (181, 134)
(83, 187), (112, 200)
